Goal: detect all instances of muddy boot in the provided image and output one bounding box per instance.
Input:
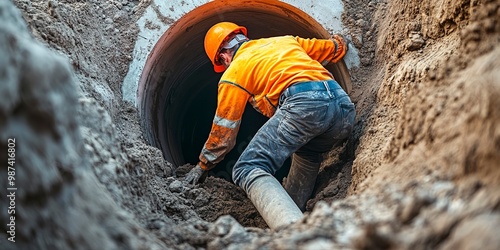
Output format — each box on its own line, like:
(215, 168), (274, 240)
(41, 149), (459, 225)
(247, 175), (303, 230)
(283, 154), (320, 211)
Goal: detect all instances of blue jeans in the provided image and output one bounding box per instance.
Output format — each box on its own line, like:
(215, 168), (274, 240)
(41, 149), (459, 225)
(232, 80), (356, 193)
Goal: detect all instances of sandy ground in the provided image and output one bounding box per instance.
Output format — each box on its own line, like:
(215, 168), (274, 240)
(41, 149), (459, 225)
(1, 0), (499, 249)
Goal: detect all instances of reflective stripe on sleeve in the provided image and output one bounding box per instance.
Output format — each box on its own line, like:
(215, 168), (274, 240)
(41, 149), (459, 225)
(201, 148), (219, 162)
(214, 114), (240, 129)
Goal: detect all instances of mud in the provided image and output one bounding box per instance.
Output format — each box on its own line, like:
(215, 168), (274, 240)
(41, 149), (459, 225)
(1, 0), (499, 249)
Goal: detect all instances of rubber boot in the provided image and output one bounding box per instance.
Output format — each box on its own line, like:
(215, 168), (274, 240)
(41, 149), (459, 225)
(247, 175), (303, 230)
(283, 154), (321, 211)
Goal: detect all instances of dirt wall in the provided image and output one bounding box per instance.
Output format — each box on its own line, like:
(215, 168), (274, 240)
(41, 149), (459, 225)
(350, 0), (500, 193)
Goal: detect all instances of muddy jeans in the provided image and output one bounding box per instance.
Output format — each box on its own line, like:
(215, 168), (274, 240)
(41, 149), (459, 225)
(232, 80), (356, 195)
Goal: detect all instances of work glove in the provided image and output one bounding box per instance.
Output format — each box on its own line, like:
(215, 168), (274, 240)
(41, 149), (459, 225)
(184, 164), (206, 186)
(333, 34), (351, 52)
(330, 34), (350, 63)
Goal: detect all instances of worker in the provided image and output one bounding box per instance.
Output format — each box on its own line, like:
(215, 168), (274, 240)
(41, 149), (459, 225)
(184, 22), (356, 229)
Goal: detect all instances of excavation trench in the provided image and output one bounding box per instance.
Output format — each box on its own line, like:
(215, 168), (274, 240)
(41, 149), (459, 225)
(138, 0), (352, 181)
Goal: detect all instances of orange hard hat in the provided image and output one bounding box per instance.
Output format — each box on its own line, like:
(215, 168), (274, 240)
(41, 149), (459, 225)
(204, 22), (247, 73)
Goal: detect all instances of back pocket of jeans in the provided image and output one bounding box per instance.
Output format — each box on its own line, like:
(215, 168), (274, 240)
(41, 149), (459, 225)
(336, 101), (355, 139)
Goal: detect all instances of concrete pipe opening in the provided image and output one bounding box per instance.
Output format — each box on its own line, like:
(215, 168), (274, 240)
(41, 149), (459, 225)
(138, 0), (352, 181)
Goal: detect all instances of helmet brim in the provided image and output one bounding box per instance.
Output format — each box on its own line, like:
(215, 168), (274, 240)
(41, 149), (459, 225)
(214, 64), (226, 73)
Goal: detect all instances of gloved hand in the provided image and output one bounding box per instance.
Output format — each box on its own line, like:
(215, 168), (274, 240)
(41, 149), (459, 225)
(330, 34), (350, 63)
(184, 164), (206, 186)
(333, 34), (351, 51)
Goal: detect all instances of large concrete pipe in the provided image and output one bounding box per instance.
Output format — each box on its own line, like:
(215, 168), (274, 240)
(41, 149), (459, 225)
(135, 0), (353, 180)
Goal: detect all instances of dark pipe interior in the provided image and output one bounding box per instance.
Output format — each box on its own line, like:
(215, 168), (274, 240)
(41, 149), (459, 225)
(138, 0), (351, 181)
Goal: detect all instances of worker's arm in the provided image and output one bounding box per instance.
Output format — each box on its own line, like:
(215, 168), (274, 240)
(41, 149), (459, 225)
(198, 82), (250, 171)
(295, 35), (348, 64)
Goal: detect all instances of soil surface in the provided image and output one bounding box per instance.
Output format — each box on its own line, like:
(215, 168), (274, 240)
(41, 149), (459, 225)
(1, 0), (499, 249)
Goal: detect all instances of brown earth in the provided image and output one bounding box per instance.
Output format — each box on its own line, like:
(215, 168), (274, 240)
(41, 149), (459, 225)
(1, 0), (499, 249)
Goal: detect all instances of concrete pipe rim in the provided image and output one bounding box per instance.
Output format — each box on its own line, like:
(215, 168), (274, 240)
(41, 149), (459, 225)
(138, 0), (352, 181)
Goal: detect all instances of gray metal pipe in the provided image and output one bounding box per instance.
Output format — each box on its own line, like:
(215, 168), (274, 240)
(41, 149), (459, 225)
(247, 175), (304, 230)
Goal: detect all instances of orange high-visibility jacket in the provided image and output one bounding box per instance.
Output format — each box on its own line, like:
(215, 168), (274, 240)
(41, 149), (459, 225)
(199, 35), (347, 170)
